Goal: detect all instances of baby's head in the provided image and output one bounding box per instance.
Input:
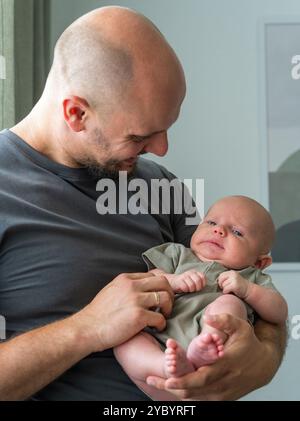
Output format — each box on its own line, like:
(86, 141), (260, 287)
(190, 195), (275, 270)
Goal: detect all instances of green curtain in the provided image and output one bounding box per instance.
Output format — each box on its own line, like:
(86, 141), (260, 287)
(0, 0), (14, 129)
(0, 0), (50, 130)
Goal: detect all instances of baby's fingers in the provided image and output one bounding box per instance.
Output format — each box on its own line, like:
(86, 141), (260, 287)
(221, 281), (233, 294)
(197, 272), (206, 288)
(186, 272), (206, 291)
(218, 272), (229, 288)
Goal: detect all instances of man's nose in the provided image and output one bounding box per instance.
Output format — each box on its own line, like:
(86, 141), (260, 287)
(214, 225), (226, 237)
(143, 132), (168, 157)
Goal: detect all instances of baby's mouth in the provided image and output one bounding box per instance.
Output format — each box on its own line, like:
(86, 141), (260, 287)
(202, 240), (224, 249)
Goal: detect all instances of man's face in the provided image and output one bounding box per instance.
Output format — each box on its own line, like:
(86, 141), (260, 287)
(190, 198), (263, 270)
(70, 68), (186, 178)
(81, 119), (169, 177)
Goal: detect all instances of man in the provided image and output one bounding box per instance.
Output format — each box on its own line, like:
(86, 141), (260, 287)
(0, 6), (286, 400)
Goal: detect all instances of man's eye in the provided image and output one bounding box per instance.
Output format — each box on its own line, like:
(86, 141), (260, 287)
(131, 136), (147, 143)
(207, 220), (216, 226)
(232, 229), (243, 237)
(132, 136), (144, 143)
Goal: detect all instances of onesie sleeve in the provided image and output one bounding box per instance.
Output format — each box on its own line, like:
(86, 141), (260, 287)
(255, 271), (277, 291)
(142, 242), (185, 273)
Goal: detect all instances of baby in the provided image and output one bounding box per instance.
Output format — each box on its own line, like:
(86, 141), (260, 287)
(114, 195), (288, 400)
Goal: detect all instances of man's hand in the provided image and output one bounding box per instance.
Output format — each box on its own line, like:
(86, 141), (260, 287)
(218, 270), (249, 299)
(146, 314), (284, 400)
(167, 270), (206, 294)
(0, 272), (174, 401)
(77, 272), (174, 353)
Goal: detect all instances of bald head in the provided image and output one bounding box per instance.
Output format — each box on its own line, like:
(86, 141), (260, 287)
(50, 6), (185, 112)
(207, 196), (275, 253)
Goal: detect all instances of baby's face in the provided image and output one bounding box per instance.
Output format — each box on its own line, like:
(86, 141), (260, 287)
(190, 198), (264, 270)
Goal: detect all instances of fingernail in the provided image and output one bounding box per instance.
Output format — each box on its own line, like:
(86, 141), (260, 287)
(146, 379), (155, 386)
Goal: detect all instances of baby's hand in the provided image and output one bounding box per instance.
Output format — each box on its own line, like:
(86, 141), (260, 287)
(169, 270), (206, 293)
(218, 270), (249, 299)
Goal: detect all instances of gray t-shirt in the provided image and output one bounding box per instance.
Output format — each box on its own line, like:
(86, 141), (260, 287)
(0, 129), (196, 401)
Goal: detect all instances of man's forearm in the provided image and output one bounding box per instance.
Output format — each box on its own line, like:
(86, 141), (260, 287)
(0, 272), (176, 400)
(0, 312), (93, 400)
(254, 318), (287, 382)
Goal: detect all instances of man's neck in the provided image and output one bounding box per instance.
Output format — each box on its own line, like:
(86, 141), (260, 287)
(10, 109), (79, 168)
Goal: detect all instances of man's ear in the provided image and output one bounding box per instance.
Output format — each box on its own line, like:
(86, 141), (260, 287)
(255, 254), (272, 269)
(63, 96), (89, 132)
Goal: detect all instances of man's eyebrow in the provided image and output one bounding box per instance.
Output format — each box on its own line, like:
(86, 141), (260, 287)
(127, 130), (164, 139)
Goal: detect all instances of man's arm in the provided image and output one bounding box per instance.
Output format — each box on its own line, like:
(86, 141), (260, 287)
(146, 314), (287, 400)
(0, 313), (91, 400)
(0, 273), (174, 400)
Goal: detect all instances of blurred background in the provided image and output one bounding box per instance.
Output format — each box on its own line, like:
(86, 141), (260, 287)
(0, 0), (299, 400)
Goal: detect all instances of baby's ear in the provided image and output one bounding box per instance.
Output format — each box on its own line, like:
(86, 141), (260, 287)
(255, 254), (272, 269)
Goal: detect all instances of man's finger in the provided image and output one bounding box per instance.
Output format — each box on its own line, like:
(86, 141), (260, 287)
(166, 360), (231, 389)
(125, 272), (156, 280)
(148, 269), (165, 276)
(141, 275), (168, 288)
(142, 309), (167, 331)
(143, 291), (173, 317)
(147, 363), (231, 399)
(142, 275), (173, 293)
(147, 367), (223, 396)
(202, 313), (246, 337)
(146, 375), (166, 390)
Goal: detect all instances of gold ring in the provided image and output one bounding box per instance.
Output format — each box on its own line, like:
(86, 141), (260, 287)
(154, 291), (160, 307)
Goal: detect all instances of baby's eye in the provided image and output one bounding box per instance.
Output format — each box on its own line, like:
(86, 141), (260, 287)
(206, 220), (216, 226)
(232, 228), (243, 237)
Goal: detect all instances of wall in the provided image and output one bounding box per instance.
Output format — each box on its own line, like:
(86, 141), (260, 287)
(49, 0), (300, 400)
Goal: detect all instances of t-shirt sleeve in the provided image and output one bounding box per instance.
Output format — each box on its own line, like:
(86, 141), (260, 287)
(255, 271), (277, 291)
(142, 242), (182, 273)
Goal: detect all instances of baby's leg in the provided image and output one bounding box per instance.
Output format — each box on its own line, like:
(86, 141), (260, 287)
(186, 295), (247, 367)
(114, 332), (166, 381)
(114, 332), (179, 401)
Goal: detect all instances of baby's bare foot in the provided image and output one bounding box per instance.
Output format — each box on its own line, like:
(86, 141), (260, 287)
(186, 332), (224, 368)
(164, 338), (195, 378)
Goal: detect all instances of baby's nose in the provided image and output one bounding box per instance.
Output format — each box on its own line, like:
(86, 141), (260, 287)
(214, 225), (225, 236)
